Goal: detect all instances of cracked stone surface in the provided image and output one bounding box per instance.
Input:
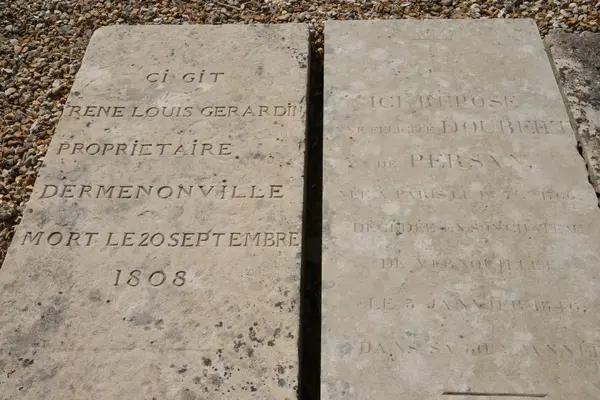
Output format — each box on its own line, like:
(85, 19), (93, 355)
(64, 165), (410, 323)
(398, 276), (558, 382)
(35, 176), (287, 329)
(546, 32), (600, 197)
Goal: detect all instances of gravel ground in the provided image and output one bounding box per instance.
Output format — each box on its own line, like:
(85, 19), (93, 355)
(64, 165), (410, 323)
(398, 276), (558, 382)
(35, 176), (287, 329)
(0, 0), (599, 266)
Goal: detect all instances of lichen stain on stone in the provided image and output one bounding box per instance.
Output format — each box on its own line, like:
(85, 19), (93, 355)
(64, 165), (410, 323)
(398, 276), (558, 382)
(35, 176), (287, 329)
(179, 387), (199, 400)
(6, 295), (67, 356)
(87, 289), (103, 303)
(126, 311), (154, 327)
(274, 363), (296, 390)
(337, 342), (353, 357)
(20, 358), (34, 367)
(248, 322), (264, 345)
(284, 45), (309, 69)
(209, 373), (223, 386)
(165, 328), (184, 343)
(325, 379), (359, 400)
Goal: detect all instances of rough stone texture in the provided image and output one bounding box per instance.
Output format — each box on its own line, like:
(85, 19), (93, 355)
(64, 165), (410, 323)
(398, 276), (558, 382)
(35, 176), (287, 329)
(546, 33), (600, 196)
(323, 20), (600, 400)
(0, 25), (307, 399)
(1, 1), (598, 272)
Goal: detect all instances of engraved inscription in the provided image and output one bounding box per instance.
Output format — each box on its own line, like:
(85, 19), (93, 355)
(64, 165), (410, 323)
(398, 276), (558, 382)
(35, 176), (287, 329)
(39, 184), (284, 200)
(145, 70), (225, 83)
(367, 297), (587, 313)
(409, 28), (453, 74)
(346, 188), (578, 202)
(57, 141), (232, 157)
(343, 120), (571, 136)
(375, 154), (531, 169)
(352, 124), (434, 134)
(353, 221), (585, 235)
(442, 120), (570, 135)
(357, 340), (600, 360)
(380, 257), (551, 274)
(441, 392), (548, 398)
(370, 95), (517, 109)
(114, 269), (187, 287)
(410, 153), (500, 168)
(20, 231), (301, 247)
(65, 103), (303, 118)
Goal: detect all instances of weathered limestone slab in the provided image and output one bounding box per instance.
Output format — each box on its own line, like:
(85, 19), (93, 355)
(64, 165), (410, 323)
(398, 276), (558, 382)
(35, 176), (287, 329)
(546, 33), (600, 195)
(0, 25), (307, 399)
(323, 20), (600, 400)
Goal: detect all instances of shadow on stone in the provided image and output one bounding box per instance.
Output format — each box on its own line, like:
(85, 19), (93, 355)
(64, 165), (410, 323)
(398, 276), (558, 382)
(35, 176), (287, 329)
(299, 34), (323, 400)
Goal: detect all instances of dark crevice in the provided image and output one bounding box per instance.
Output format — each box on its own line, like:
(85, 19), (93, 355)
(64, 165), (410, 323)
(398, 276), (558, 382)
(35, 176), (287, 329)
(577, 140), (600, 207)
(576, 142), (589, 184)
(575, 142), (590, 186)
(576, 142), (600, 202)
(545, 41), (600, 207)
(298, 32), (323, 400)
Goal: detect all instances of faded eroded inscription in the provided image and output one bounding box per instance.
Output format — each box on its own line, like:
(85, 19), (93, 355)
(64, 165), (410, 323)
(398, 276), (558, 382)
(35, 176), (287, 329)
(323, 20), (600, 400)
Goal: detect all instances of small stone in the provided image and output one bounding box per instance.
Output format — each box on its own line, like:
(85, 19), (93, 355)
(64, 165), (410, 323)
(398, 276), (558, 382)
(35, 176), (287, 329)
(4, 88), (16, 96)
(5, 25), (12, 32)
(29, 120), (40, 133)
(0, 204), (17, 222)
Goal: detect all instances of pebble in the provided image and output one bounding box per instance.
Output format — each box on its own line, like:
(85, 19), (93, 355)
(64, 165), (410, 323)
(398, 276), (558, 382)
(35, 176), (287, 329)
(0, 0), (598, 267)
(0, 204), (18, 223)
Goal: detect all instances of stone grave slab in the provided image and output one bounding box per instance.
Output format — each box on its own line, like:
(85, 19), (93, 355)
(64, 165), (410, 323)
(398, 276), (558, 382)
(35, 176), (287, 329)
(546, 32), (600, 196)
(323, 19), (600, 400)
(0, 24), (307, 399)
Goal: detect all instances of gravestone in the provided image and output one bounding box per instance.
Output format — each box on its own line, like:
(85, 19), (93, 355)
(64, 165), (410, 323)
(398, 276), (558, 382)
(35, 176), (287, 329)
(323, 20), (600, 399)
(0, 25), (307, 399)
(546, 33), (600, 197)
